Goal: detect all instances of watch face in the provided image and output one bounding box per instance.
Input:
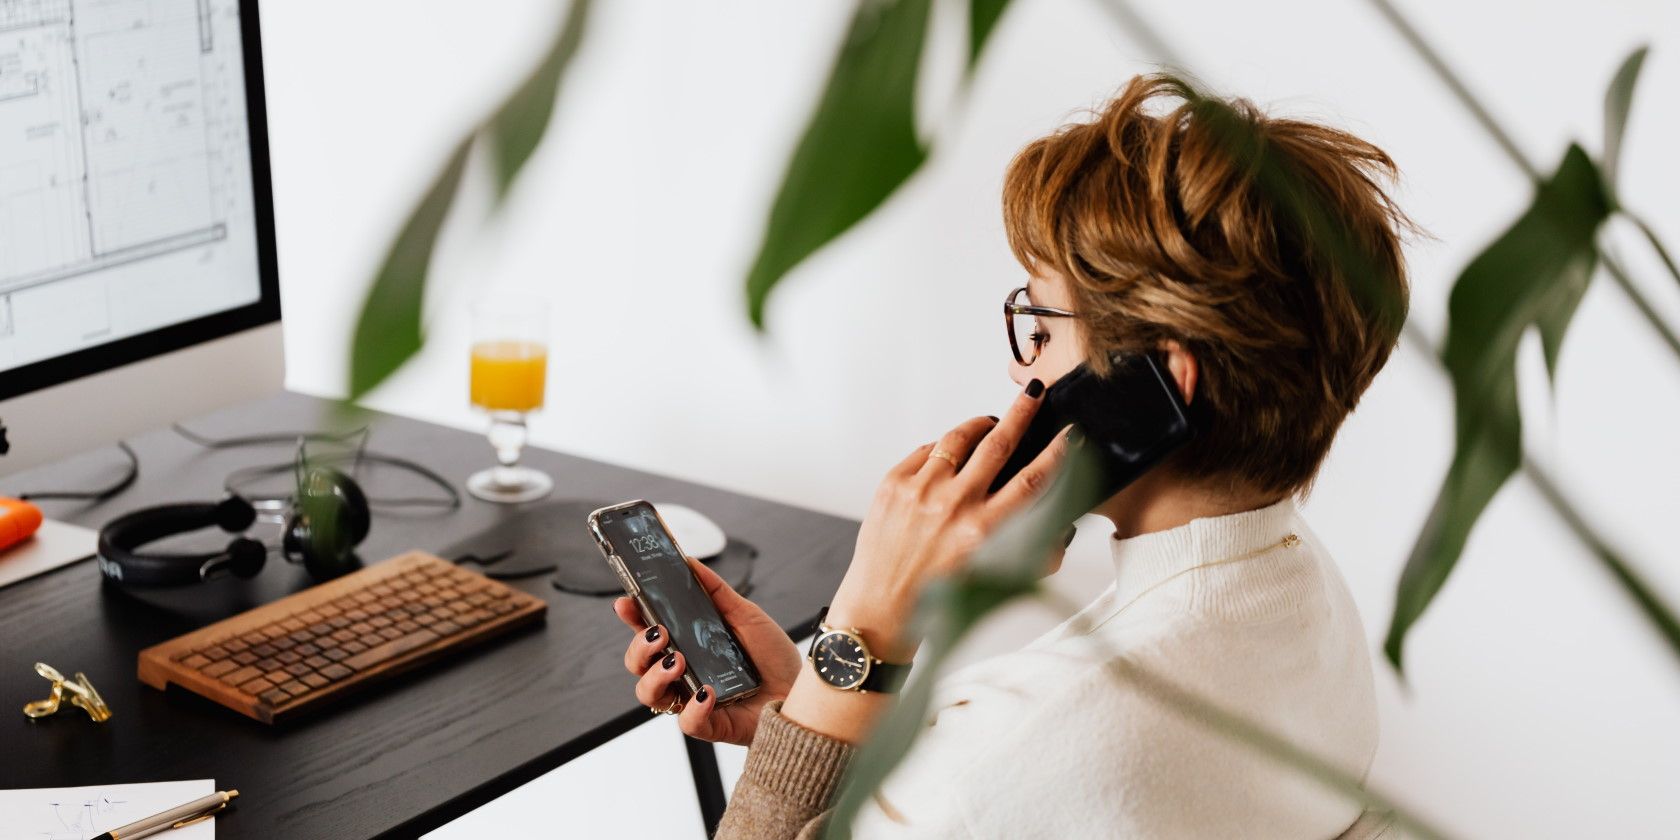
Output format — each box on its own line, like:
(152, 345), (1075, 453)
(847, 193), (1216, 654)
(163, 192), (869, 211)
(812, 631), (870, 690)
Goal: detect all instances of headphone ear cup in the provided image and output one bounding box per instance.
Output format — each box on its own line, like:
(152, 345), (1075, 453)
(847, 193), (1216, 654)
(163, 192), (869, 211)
(321, 467), (371, 545)
(288, 466), (369, 581)
(225, 538), (267, 579)
(213, 495), (257, 532)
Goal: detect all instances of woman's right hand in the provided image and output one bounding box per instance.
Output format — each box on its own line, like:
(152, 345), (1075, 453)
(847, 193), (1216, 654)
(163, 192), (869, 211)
(615, 556), (803, 746)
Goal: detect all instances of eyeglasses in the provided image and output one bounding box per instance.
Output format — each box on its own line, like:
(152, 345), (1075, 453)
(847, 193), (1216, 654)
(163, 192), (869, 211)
(1004, 286), (1075, 366)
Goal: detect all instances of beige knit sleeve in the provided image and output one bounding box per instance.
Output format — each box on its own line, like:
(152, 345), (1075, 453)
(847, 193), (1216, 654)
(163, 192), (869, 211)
(714, 699), (855, 840)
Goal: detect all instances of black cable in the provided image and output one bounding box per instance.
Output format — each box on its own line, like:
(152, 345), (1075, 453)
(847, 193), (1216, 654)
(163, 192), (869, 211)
(16, 441), (140, 502)
(173, 424), (462, 512)
(171, 423), (368, 450)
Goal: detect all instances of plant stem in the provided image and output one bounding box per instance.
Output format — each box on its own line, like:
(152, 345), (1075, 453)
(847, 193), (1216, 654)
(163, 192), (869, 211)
(1365, 0), (1538, 181)
(1604, 249), (1680, 358)
(1090, 0), (1191, 73)
(1365, 0), (1680, 361)
(1523, 456), (1680, 655)
(1038, 590), (1459, 840)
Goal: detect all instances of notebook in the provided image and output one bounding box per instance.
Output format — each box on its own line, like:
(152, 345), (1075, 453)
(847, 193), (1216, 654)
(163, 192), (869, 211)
(0, 779), (216, 840)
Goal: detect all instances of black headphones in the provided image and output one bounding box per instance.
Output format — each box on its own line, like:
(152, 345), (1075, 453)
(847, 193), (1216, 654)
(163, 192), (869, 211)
(97, 465), (371, 587)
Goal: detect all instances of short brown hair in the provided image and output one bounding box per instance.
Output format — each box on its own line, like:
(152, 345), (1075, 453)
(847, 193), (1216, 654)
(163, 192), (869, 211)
(1002, 74), (1412, 497)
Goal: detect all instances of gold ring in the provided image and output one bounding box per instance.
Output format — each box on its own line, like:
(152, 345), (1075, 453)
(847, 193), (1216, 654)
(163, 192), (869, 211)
(928, 448), (960, 468)
(651, 695), (683, 716)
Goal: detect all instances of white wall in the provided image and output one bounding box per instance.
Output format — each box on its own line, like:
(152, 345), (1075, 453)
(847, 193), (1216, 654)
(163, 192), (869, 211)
(262, 1), (1680, 837)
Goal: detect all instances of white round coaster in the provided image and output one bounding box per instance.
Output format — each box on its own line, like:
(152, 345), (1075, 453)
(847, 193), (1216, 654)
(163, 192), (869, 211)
(652, 502), (729, 559)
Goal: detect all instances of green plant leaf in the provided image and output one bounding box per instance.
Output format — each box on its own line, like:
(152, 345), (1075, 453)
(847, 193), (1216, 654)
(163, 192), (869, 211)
(1384, 145), (1612, 673)
(1602, 45), (1647, 191)
(968, 0), (1011, 69)
(824, 446), (1106, 838)
(1534, 248), (1598, 382)
(744, 0), (933, 330)
(487, 0), (593, 204)
(347, 141), (471, 400)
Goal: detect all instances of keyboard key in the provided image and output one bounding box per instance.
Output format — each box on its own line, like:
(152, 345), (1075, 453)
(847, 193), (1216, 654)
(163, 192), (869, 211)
(302, 673), (330, 689)
(222, 666), (262, 686)
(319, 664), (353, 681)
(203, 660), (238, 678)
(344, 629), (439, 671)
(182, 654), (211, 669)
(260, 688), (290, 706)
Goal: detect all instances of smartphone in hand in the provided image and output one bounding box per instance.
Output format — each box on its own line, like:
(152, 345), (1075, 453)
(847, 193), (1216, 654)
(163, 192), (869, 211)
(989, 352), (1194, 498)
(588, 500), (762, 705)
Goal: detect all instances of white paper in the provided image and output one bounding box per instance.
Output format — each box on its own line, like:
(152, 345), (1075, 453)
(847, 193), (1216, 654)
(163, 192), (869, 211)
(0, 779), (216, 840)
(0, 518), (98, 590)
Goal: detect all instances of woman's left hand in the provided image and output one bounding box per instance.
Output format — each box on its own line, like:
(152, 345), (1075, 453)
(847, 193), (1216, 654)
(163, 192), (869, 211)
(827, 380), (1072, 661)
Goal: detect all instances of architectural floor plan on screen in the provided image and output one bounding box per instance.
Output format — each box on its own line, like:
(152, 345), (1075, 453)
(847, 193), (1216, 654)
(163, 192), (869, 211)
(0, 0), (261, 373)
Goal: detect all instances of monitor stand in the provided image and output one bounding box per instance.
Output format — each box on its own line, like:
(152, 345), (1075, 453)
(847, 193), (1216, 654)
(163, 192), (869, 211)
(0, 518), (99, 590)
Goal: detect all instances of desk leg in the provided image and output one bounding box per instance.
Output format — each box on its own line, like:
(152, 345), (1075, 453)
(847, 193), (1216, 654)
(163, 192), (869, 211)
(684, 734), (728, 837)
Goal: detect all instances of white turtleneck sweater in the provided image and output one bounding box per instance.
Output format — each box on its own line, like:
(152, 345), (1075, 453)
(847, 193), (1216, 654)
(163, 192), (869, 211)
(841, 496), (1380, 838)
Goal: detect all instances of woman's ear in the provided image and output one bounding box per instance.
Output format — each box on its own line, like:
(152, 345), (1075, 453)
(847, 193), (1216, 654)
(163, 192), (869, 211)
(1161, 340), (1197, 405)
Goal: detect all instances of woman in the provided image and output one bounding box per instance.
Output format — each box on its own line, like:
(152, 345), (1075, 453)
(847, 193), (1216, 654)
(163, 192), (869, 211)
(615, 74), (1410, 838)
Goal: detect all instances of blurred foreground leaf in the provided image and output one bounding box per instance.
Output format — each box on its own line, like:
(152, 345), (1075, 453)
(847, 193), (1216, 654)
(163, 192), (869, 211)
(968, 0), (1012, 68)
(348, 141), (471, 399)
(824, 446), (1106, 838)
(1601, 46), (1647, 190)
(488, 0), (593, 203)
(347, 1), (592, 400)
(745, 0), (933, 329)
(1384, 145), (1611, 673)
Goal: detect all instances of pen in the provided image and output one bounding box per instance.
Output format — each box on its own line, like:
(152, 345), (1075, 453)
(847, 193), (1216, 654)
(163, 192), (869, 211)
(93, 790), (239, 840)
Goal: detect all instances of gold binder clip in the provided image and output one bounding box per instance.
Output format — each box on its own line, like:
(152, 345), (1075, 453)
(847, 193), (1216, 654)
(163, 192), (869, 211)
(23, 662), (112, 723)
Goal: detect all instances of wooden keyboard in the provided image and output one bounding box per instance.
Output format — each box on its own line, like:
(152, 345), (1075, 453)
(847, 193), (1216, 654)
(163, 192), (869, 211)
(139, 551), (546, 723)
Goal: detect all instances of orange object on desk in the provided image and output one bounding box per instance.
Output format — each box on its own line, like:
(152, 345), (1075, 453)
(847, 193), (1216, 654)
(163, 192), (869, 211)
(0, 498), (44, 552)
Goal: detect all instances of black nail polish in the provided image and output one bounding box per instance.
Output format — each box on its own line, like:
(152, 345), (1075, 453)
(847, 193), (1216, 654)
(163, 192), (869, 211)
(986, 415), (1000, 423)
(1025, 379), (1044, 399)
(696, 687), (710, 703)
(662, 652), (677, 670)
(645, 626), (660, 642)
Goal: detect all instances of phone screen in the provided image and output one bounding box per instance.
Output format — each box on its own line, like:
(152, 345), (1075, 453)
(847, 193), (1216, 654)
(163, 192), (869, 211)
(595, 502), (760, 700)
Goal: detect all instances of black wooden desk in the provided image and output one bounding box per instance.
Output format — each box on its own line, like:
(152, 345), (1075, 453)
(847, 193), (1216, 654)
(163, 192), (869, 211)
(0, 392), (857, 838)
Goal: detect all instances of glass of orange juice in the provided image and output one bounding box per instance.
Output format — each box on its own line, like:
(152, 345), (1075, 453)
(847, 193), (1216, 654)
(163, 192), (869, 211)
(466, 295), (553, 503)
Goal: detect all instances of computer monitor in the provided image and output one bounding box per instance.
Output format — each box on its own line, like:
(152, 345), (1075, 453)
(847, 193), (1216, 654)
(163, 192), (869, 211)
(0, 0), (283, 475)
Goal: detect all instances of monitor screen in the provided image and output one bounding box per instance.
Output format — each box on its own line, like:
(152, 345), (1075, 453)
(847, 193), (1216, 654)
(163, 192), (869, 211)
(0, 0), (277, 396)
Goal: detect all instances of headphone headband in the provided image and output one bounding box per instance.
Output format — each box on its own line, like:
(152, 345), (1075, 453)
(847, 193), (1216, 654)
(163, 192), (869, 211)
(97, 498), (259, 586)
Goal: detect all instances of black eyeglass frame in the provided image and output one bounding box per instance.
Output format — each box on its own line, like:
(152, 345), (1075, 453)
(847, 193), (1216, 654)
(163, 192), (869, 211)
(1004, 286), (1076, 366)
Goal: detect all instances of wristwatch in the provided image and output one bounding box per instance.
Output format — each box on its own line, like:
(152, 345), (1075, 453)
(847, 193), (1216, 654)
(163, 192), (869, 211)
(805, 607), (912, 694)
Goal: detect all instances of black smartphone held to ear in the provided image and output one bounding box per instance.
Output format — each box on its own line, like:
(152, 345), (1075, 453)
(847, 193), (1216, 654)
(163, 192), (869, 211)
(588, 500), (762, 705)
(988, 353), (1195, 499)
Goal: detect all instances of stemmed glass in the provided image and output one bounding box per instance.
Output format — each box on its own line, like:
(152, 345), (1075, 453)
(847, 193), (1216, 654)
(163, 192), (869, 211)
(466, 295), (553, 503)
